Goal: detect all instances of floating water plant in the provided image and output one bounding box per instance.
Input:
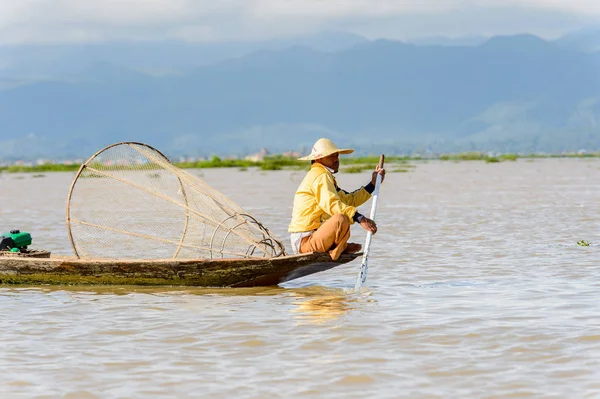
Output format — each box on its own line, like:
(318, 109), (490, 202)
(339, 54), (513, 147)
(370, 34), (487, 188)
(500, 154), (518, 161)
(260, 162), (282, 171)
(577, 240), (591, 247)
(343, 165), (369, 173)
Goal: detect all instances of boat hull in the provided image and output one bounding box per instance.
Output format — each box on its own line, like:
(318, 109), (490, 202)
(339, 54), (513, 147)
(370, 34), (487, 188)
(0, 252), (360, 287)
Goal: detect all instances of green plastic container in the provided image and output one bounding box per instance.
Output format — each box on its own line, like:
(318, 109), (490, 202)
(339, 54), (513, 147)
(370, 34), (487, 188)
(2, 230), (32, 248)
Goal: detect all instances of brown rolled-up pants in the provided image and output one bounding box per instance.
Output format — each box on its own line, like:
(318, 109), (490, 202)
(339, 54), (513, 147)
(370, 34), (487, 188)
(299, 214), (351, 260)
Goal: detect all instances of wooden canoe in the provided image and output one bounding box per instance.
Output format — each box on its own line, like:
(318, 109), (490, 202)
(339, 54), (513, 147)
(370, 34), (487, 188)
(0, 252), (360, 287)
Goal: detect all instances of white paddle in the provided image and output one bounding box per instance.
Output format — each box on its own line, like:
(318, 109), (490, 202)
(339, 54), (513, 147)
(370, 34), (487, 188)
(355, 154), (384, 291)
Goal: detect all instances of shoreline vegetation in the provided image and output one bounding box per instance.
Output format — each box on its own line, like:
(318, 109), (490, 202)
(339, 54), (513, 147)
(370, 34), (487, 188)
(1, 152), (599, 174)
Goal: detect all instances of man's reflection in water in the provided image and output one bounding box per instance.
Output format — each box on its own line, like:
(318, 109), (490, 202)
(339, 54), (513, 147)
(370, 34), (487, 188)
(290, 287), (358, 324)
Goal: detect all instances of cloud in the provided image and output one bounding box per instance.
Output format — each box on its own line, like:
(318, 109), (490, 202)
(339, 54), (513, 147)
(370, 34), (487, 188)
(485, 0), (600, 15)
(0, 0), (599, 45)
(249, 0), (456, 19)
(344, 4), (597, 41)
(0, 0), (243, 43)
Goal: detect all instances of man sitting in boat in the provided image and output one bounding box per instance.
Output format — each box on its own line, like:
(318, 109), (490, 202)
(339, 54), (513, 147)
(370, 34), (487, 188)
(288, 138), (385, 260)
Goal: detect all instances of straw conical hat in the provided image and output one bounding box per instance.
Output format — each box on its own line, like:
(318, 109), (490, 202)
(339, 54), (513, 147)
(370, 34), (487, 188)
(298, 138), (354, 161)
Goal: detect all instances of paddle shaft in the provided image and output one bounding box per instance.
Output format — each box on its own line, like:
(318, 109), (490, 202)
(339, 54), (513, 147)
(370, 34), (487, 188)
(355, 154), (384, 290)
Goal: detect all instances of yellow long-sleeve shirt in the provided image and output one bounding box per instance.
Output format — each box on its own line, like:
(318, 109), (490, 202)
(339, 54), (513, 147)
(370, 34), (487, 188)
(288, 163), (372, 233)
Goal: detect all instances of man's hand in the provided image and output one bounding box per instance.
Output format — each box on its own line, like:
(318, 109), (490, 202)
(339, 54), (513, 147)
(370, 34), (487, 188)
(371, 166), (386, 185)
(359, 217), (377, 234)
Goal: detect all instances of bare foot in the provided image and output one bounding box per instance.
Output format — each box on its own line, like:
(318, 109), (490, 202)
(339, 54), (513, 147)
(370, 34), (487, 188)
(343, 243), (362, 254)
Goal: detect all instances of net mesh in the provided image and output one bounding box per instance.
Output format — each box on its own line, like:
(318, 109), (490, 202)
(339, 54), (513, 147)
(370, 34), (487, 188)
(67, 142), (286, 260)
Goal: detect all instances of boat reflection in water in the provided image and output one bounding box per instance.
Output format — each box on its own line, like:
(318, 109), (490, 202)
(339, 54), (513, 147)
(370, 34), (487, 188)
(7, 284), (363, 324)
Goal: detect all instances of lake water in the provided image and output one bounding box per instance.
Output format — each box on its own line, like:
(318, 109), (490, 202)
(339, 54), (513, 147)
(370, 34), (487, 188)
(1, 159), (599, 398)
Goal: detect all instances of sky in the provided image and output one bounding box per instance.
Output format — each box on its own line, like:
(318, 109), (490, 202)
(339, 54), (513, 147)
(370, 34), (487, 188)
(0, 0), (599, 45)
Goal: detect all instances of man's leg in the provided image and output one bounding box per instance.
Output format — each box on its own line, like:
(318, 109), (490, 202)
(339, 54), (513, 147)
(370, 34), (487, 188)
(299, 214), (351, 260)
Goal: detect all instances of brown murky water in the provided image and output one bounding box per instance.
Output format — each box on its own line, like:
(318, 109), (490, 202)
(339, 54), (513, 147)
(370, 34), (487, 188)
(1, 159), (599, 398)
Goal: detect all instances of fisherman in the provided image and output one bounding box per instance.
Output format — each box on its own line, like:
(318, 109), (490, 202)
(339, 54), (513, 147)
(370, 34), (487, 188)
(288, 138), (385, 260)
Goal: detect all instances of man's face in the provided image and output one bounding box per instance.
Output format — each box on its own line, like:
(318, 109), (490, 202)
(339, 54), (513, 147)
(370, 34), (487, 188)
(319, 152), (340, 173)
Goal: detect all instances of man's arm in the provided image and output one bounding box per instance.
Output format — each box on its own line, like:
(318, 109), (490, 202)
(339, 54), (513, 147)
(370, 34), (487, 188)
(336, 185), (372, 207)
(348, 165), (386, 233)
(337, 165), (386, 207)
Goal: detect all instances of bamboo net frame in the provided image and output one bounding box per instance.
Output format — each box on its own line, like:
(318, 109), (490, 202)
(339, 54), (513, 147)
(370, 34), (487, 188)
(66, 142), (286, 260)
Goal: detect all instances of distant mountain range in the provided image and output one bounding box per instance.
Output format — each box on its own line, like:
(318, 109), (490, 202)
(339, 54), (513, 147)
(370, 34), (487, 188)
(0, 31), (599, 159)
(0, 31), (369, 78)
(555, 29), (600, 53)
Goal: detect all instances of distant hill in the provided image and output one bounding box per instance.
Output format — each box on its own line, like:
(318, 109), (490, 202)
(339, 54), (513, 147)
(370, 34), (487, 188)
(0, 31), (368, 78)
(555, 29), (600, 53)
(409, 35), (488, 47)
(0, 33), (599, 159)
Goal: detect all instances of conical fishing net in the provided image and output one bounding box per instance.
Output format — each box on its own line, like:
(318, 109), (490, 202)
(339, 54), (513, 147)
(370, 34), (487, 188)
(66, 142), (286, 260)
